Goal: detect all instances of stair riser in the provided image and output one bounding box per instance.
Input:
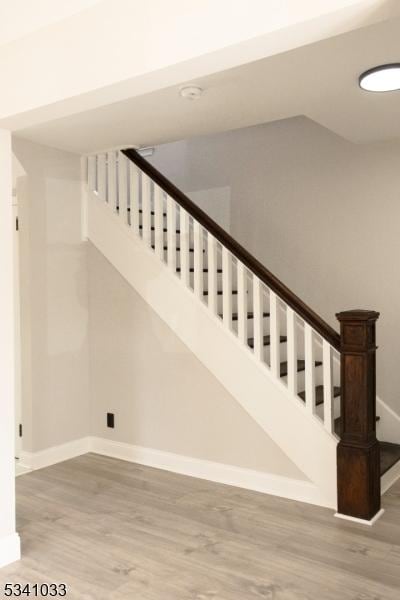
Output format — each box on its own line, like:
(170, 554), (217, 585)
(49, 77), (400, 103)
(139, 229), (211, 255)
(186, 272), (223, 291)
(315, 396), (341, 421)
(173, 249), (208, 270)
(264, 342), (288, 364)
(282, 364), (324, 391)
(211, 293), (254, 315)
(232, 317), (271, 338)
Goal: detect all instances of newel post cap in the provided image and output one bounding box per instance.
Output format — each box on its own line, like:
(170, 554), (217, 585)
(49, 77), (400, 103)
(336, 309), (380, 323)
(336, 310), (379, 351)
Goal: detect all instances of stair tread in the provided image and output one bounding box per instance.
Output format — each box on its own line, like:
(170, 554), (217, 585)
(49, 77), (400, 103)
(280, 360), (322, 378)
(379, 441), (400, 476)
(247, 335), (287, 348)
(298, 385), (341, 407)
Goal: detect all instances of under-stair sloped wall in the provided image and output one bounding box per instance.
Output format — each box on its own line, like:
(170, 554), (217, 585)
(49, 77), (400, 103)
(86, 185), (338, 508)
(88, 243), (308, 482)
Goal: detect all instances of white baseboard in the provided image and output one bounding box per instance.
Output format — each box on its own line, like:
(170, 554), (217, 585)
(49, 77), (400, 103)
(0, 533), (20, 569)
(90, 437), (334, 508)
(15, 461), (31, 477)
(334, 508), (385, 526)
(19, 437), (91, 472)
(16, 435), (333, 508)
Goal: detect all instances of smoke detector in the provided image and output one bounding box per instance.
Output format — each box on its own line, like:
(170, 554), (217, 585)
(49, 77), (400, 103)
(179, 85), (203, 100)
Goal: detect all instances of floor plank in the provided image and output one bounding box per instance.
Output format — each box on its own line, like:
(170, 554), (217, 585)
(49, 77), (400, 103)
(0, 453), (399, 599)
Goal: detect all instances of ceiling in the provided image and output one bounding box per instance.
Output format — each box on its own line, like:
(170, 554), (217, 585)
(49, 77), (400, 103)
(14, 16), (400, 153)
(0, 0), (101, 46)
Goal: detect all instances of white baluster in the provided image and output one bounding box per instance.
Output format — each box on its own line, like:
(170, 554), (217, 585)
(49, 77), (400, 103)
(305, 324), (316, 414)
(237, 262), (247, 344)
(107, 151), (117, 211)
(253, 277), (264, 360)
(141, 173), (152, 246)
(167, 196), (177, 273)
(97, 154), (107, 200)
(286, 307), (297, 396)
(323, 341), (334, 433)
(222, 248), (232, 329)
(118, 153), (128, 224)
(207, 234), (218, 315)
(129, 163), (140, 235)
(154, 185), (164, 261)
(193, 221), (204, 299)
(88, 156), (96, 193)
(269, 291), (280, 377)
(180, 209), (190, 287)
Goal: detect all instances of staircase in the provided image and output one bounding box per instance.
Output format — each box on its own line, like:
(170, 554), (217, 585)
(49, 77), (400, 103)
(85, 148), (400, 522)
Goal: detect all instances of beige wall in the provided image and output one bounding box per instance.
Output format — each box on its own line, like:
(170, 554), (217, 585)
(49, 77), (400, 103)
(88, 243), (304, 479)
(13, 138), (90, 452)
(150, 117), (400, 415)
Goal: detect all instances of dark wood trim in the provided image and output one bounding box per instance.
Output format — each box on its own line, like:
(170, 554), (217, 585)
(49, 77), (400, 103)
(336, 310), (381, 521)
(122, 148), (341, 350)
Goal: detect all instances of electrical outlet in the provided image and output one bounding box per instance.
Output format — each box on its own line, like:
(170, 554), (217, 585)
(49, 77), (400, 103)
(107, 413), (115, 428)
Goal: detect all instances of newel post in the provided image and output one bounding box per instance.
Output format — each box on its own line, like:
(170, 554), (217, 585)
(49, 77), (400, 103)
(336, 310), (381, 522)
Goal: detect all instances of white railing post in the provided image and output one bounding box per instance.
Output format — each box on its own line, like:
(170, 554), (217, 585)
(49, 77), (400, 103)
(305, 324), (316, 414)
(167, 196), (177, 273)
(81, 156), (88, 241)
(118, 152), (128, 224)
(222, 248), (232, 329)
(88, 156), (97, 193)
(107, 151), (117, 211)
(286, 307), (297, 396)
(97, 154), (107, 201)
(129, 163), (140, 235)
(253, 277), (264, 361)
(237, 262), (247, 345)
(323, 341), (334, 433)
(180, 209), (190, 287)
(269, 292), (280, 377)
(207, 234), (218, 315)
(154, 185), (164, 261)
(141, 173), (152, 246)
(193, 221), (204, 299)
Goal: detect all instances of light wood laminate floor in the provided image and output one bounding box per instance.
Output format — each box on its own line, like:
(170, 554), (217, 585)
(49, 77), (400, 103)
(1, 453), (400, 599)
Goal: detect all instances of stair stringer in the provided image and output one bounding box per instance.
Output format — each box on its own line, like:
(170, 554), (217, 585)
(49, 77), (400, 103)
(87, 192), (338, 509)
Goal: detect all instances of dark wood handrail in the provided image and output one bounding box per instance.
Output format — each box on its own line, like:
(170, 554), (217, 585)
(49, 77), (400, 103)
(122, 148), (341, 351)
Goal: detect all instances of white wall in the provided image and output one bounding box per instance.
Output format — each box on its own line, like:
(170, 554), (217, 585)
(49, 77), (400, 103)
(0, 129), (20, 566)
(88, 243), (304, 479)
(1, 0), (394, 130)
(12, 138), (90, 452)
(149, 117), (400, 415)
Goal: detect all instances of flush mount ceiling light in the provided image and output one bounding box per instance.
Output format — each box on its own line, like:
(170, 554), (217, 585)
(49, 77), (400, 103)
(179, 85), (203, 100)
(359, 64), (400, 92)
